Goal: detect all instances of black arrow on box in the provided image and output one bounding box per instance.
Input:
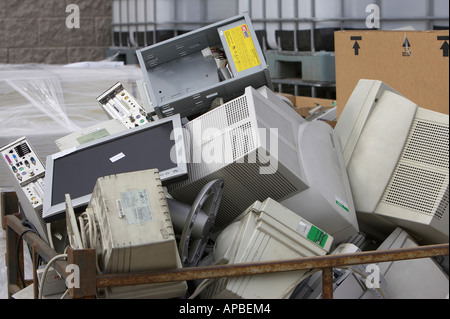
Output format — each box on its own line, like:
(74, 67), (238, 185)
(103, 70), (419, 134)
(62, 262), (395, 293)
(351, 36), (362, 55)
(438, 36), (449, 57)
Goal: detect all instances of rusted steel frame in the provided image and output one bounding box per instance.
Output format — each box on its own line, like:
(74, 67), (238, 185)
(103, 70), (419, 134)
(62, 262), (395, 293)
(66, 247), (97, 299)
(1, 192), (19, 230)
(6, 222), (21, 298)
(6, 214), (98, 299)
(5, 214), (70, 285)
(5, 213), (449, 299)
(321, 267), (334, 299)
(97, 243), (449, 288)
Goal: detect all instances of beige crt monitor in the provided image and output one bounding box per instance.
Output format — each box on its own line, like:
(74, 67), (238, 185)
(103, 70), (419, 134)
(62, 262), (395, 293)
(376, 227), (449, 299)
(88, 169), (187, 299)
(335, 79), (449, 244)
(203, 198), (333, 299)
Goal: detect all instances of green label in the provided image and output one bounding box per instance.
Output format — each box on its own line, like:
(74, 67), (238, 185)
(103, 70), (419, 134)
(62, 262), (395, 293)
(307, 226), (328, 248)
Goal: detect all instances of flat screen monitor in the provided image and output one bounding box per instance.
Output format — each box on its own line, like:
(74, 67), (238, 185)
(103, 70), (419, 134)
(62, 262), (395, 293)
(43, 114), (187, 222)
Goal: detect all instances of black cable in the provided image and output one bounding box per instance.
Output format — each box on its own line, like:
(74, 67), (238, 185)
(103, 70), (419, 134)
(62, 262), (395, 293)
(16, 229), (38, 288)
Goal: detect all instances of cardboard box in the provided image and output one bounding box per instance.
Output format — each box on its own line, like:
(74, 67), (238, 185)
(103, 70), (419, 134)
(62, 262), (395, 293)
(294, 96), (337, 119)
(276, 93), (337, 128)
(335, 30), (449, 118)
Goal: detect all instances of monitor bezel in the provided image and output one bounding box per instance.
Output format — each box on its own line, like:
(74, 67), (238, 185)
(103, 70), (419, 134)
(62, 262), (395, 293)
(43, 114), (188, 222)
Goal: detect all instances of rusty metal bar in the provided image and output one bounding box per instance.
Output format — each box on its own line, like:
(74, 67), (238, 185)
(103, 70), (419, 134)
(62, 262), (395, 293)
(32, 243), (39, 299)
(96, 243), (449, 288)
(66, 247), (97, 299)
(5, 214), (69, 282)
(321, 268), (334, 299)
(5, 212), (449, 299)
(6, 219), (23, 298)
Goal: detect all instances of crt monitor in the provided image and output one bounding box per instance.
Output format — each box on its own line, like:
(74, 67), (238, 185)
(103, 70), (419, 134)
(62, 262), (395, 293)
(86, 169), (187, 299)
(203, 198), (333, 299)
(334, 79), (449, 244)
(168, 86), (359, 245)
(43, 114), (187, 222)
(376, 227), (449, 299)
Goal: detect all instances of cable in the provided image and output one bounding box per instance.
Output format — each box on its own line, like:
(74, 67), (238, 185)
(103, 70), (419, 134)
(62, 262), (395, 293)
(60, 289), (69, 299)
(188, 278), (217, 299)
(71, 209), (102, 275)
(16, 228), (39, 288)
(46, 222), (55, 250)
(38, 254), (68, 299)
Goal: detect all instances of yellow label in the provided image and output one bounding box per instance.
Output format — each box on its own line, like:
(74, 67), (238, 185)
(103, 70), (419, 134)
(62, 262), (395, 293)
(224, 24), (261, 73)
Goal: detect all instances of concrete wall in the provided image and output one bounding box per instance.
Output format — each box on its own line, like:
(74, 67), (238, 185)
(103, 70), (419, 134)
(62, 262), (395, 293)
(0, 0), (112, 64)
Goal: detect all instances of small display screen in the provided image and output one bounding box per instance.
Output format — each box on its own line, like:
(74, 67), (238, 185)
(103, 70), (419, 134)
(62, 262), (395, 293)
(50, 121), (177, 206)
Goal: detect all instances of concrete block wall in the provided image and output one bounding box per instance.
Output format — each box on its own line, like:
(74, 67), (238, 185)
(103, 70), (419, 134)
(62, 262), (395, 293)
(0, 0), (112, 64)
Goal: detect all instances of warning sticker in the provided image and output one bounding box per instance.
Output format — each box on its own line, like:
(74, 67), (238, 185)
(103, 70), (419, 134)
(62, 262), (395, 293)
(119, 189), (153, 225)
(224, 24), (261, 73)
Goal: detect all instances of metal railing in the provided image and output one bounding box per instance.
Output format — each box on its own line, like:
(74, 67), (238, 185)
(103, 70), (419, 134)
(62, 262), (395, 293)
(5, 207), (449, 300)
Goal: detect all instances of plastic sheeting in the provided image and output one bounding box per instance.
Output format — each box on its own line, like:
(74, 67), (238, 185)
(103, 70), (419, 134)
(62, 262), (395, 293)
(0, 62), (144, 189)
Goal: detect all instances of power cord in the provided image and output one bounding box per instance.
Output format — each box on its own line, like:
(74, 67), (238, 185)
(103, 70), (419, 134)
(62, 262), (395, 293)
(38, 253), (68, 299)
(16, 229), (38, 288)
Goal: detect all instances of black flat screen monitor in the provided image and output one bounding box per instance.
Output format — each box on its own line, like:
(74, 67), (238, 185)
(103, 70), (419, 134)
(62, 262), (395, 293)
(43, 114), (187, 222)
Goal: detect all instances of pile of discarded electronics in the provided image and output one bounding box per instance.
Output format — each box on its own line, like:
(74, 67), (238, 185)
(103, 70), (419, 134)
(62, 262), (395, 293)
(1, 13), (448, 300)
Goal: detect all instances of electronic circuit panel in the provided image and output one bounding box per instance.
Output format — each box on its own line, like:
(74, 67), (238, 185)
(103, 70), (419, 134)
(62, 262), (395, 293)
(97, 82), (150, 129)
(0, 137), (48, 240)
(1, 137), (46, 187)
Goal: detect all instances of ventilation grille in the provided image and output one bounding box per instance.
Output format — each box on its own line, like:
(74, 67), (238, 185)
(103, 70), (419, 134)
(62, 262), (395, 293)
(226, 95), (250, 126)
(229, 122), (254, 161)
(435, 186), (449, 220)
(382, 164), (447, 218)
(402, 120), (449, 169)
(170, 158), (300, 230)
(381, 118), (449, 220)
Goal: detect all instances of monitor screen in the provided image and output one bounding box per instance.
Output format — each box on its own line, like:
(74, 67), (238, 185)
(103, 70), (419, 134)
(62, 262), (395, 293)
(43, 115), (187, 222)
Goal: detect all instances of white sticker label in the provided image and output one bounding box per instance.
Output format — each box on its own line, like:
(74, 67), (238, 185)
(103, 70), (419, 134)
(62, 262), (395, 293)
(109, 152), (125, 163)
(296, 220), (312, 238)
(120, 189), (153, 225)
(336, 195), (349, 212)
